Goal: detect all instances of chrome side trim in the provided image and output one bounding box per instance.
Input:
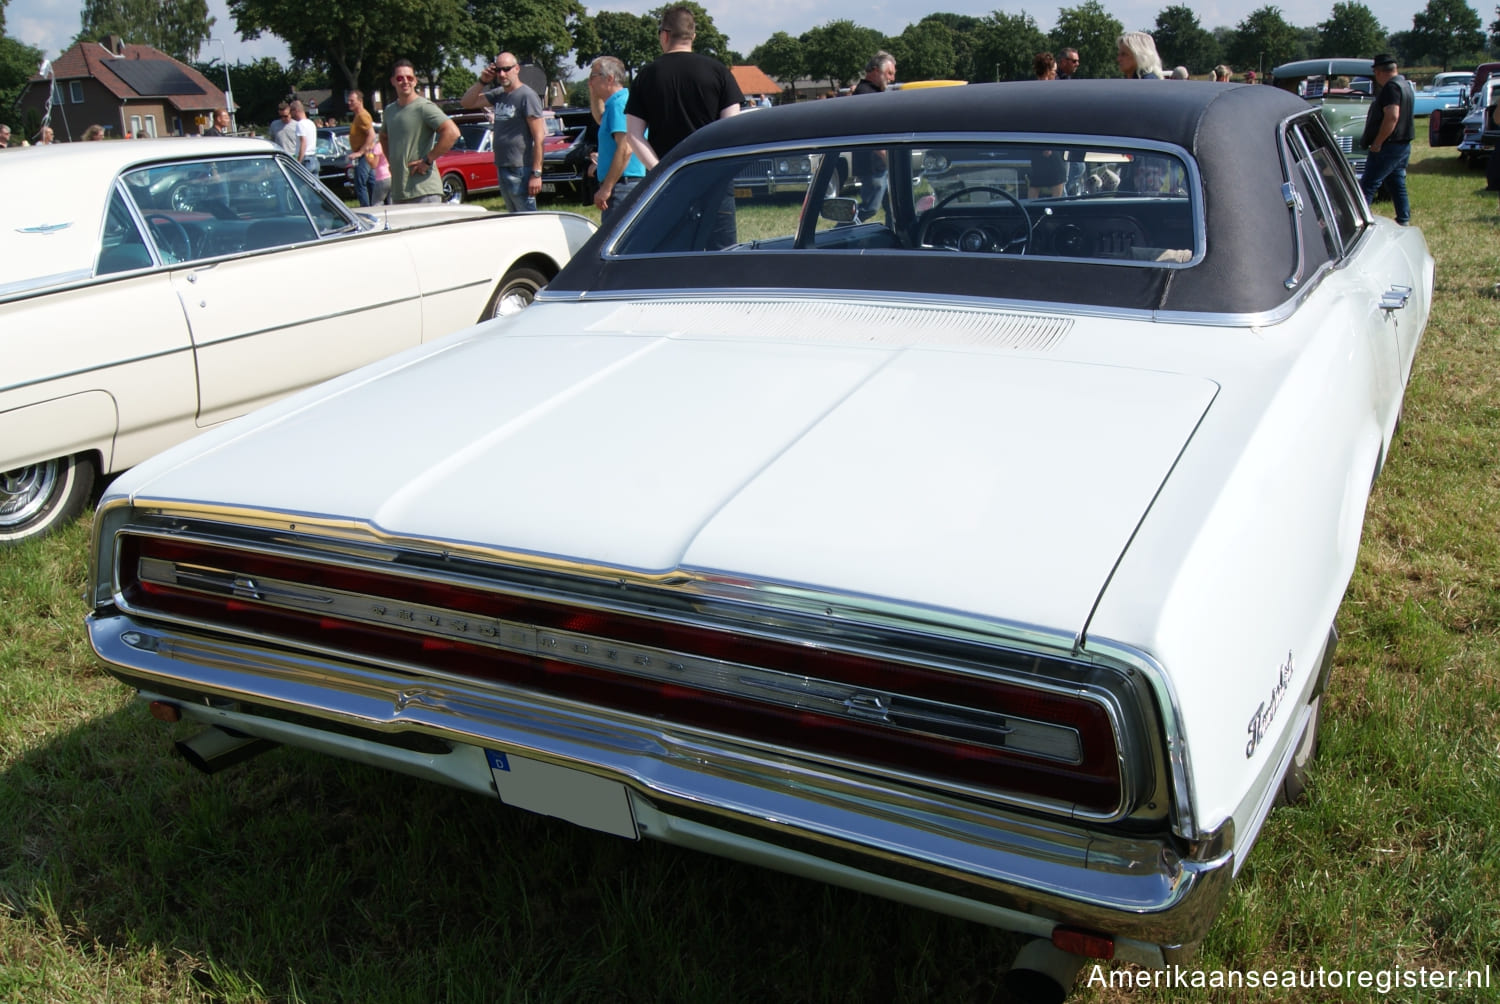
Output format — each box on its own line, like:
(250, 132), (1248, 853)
(1, 341), (195, 396)
(90, 612), (1233, 953)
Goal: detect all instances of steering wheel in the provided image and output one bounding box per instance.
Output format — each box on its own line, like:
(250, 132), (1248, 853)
(918, 185), (1031, 255)
(144, 212), (192, 263)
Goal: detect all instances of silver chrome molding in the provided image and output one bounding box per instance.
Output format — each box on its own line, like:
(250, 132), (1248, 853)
(107, 519), (1156, 824)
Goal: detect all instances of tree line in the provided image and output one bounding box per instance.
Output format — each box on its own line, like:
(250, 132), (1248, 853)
(3, 0), (1498, 133)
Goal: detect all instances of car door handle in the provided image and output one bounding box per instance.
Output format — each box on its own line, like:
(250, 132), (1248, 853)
(1380, 285), (1412, 310)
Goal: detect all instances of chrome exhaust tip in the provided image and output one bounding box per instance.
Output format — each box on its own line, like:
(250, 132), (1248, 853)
(1003, 938), (1088, 1004)
(175, 725), (278, 774)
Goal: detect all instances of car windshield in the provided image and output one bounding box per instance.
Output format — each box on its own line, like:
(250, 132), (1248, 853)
(612, 139), (1199, 267)
(455, 123), (489, 151)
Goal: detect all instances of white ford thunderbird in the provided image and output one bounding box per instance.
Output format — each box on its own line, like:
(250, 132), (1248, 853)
(1, 138), (595, 543)
(87, 83), (1431, 1000)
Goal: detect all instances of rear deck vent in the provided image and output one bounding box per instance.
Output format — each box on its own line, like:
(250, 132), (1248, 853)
(588, 300), (1073, 352)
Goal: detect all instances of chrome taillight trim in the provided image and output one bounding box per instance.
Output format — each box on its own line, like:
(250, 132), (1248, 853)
(99, 511), (1165, 824)
(134, 554), (1087, 766)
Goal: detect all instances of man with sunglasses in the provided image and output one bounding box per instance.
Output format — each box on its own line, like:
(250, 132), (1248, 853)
(383, 59), (459, 203)
(463, 51), (546, 212)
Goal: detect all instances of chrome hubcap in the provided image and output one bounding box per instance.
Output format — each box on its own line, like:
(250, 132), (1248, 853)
(0, 461), (58, 527)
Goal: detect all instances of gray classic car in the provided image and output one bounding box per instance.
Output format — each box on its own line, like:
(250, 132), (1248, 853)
(88, 83), (1430, 1001)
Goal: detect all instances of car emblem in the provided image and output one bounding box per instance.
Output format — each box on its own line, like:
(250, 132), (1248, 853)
(1245, 652), (1295, 759)
(16, 222), (73, 234)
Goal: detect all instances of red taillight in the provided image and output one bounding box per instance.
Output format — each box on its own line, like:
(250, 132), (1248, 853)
(118, 534), (1125, 813)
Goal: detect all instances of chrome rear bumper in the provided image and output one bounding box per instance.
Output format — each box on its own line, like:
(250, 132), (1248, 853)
(89, 609), (1234, 966)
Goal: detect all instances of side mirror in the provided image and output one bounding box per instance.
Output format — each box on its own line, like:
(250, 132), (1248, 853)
(820, 197), (858, 223)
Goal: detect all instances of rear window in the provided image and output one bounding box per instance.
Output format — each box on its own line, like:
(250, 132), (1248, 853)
(611, 139), (1201, 269)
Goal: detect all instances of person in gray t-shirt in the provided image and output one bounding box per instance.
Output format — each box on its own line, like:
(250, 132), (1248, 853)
(461, 51), (546, 212)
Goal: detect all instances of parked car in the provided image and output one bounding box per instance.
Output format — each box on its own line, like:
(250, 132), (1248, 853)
(1457, 74), (1500, 163)
(1411, 70), (1472, 116)
(1, 138), (595, 544)
(540, 107), (598, 204)
(1270, 58), (1376, 175)
(86, 83), (1431, 1001)
(1432, 62), (1500, 147)
(432, 114), (498, 203)
(315, 125), (350, 190)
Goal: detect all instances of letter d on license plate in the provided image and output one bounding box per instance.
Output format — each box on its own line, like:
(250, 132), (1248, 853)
(486, 750), (638, 839)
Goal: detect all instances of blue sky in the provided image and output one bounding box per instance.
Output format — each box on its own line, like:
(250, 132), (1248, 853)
(5, 0), (1436, 72)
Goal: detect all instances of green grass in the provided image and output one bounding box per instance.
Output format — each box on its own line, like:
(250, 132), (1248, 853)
(6, 137), (1500, 1003)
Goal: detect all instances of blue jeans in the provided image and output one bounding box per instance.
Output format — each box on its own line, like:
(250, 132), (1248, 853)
(497, 166), (537, 213)
(599, 177), (641, 227)
(857, 170), (888, 220)
(353, 156), (374, 206)
(301, 156), (319, 175)
(1360, 143), (1411, 224)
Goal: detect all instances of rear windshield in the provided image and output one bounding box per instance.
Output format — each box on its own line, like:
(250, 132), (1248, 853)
(611, 139), (1200, 268)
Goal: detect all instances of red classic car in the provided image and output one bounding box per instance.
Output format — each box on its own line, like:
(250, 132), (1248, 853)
(431, 110), (598, 205)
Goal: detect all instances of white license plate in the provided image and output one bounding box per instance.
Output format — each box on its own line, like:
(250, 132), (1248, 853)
(486, 750), (637, 839)
(539, 182), (556, 193)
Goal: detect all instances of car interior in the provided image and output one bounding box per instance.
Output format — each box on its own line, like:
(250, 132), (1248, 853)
(612, 141), (1199, 266)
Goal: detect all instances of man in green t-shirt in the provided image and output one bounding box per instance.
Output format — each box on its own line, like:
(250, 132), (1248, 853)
(380, 59), (459, 203)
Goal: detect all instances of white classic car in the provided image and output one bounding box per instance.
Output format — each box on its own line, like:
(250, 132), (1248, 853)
(1, 138), (595, 543)
(87, 83), (1432, 1000)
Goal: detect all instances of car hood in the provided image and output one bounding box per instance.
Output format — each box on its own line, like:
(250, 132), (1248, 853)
(115, 302), (1217, 633)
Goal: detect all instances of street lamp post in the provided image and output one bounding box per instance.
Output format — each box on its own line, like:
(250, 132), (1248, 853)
(210, 39), (236, 133)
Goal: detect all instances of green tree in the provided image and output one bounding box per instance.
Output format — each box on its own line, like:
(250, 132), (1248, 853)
(579, 10), (658, 73)
(1152, 5), (1219, 74)
(650, 2), (730, 63)
(920, 13), (984, 80)
(1227, 6), (1300, 78)
(202, 55), (292, 128)
(1049, 0), (1123, 79)
(440, 63), (475, 95)
(232, 0), (504, 98)
(1318, 2), (1387, 55)
(1407, 0), (1484, 68)
(801, 19), (885, 90)
(78, 0), (214, 62)
(890, 19), (957, 81)
(471, 0), (585, 84)
(1, 35), (43, 136)
(748, 31), (804, 100)
(970, 11), (1048, 81)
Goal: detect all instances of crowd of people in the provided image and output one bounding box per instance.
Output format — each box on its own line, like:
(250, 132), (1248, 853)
(0, 17), (1457, 226)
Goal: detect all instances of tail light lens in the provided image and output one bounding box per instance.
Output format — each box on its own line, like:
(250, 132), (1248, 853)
(117, 533), (1128, 814)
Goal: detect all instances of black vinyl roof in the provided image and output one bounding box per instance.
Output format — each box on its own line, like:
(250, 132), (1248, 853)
(553, 81), (1329, 316)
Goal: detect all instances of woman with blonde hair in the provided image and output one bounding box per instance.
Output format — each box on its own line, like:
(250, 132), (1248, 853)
(1117, 31), (1164, 79)
(82, 124), (106, 141)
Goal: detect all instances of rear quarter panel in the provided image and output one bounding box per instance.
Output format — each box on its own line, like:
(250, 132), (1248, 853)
(0, 273), (197, 473)
(1086, 281), (1394, 847)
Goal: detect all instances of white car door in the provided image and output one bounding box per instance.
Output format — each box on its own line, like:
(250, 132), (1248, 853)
(128, 155), (425, 428)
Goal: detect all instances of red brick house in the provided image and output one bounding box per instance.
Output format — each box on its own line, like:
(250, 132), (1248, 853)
(18, 36), (227, 141)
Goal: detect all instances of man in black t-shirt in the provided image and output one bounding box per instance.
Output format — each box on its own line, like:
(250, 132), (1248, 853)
(625, 6), (741, 247)
(1359, 53), (1414, 226)
(625, 5), (741, 168)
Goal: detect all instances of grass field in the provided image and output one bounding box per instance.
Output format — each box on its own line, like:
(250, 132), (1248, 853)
(4, 136), (1499, 1003)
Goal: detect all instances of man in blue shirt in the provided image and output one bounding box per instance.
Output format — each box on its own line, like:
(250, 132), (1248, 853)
(588, 56), (646, 225)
